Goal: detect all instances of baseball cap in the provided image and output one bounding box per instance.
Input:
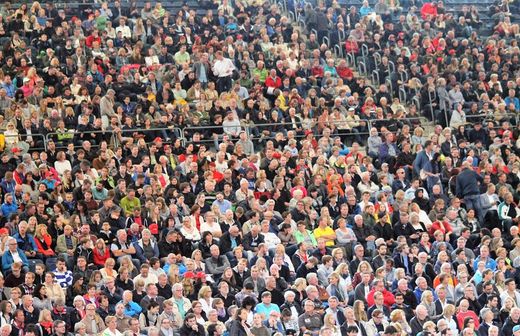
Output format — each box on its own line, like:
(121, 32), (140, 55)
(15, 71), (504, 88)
(513, 325), (520, 333)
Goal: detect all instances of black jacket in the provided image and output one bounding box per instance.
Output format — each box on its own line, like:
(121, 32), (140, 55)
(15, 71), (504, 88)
(456, 167), (484, 198)
(227, 320), (249, 336)
(179, 322), (206, 336)
(501, 316), (520, 336)
(410, 317), (430, 336)
(219, 232), (242, 254)
(242, 232), (264, 251)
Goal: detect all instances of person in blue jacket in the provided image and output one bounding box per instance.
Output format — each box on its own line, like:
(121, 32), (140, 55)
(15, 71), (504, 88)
(119, 290), (142, 318)
(2, 237), (30, 274)
(0, 193), (18, 219)
(12, 221), (42, 271)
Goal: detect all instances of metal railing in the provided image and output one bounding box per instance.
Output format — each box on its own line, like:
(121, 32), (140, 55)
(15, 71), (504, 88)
(2, 112), (518, 155)
(43, 127), (183, 150)
(1, 133), (47, 152)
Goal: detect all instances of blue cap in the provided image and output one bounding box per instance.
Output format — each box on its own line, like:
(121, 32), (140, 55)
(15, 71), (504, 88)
(513, 325), (520, 333)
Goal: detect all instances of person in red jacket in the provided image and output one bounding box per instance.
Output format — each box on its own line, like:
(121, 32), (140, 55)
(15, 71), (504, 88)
(264, 69), (282, 89)
(311, 59), (324, 78)
(93, 238), (111, 268)
(336, 59), (354, 79)
(85, 29), (102, 49)
(456, 299), (480, 330)
(429, 213), (453, 238)
(421, 2), (438, 20)
(13, 163), (26, 185)
(34, 224), (55, 258)
(345, 36), (360, 55)
(366, 278), (396, 307)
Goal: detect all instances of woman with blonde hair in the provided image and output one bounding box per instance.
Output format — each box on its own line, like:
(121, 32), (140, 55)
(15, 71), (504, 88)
(353, 300), (368, 323)
(120, 255), (138, 278)
(390, 309), (412, 335)
(291, 278), (307, 305)
(191, 249), (206, 273)
(198, 286), (214, 316)
(494, 270), (506, 294)
(410, 203), (432, 229)
(182, 276), (197, 301)
(100, 258), (118, 280)
(102, 316), (122, 336)
(37, 308), (54, 336)
(326, 272), (348, 305)
(420, 290), (437, 318)
(34, 224), (55, 260)
(4, 121), (29, 153)
(255, 257), (269, 279)
(323, 313), (341, 336)
(93, 239), (110, 268)
(168, 263), (181, 286)
(352, 261), (374, 288)
(437, 304), (459, 335)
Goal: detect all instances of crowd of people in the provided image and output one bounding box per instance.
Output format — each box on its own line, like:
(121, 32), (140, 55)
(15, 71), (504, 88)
(0, 0), (518, 336)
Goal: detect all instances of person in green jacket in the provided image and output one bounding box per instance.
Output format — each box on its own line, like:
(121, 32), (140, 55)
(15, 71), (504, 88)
(294, 221), (318, 248)
(120, 189), (141, 216)
(252, 61), (268, 82)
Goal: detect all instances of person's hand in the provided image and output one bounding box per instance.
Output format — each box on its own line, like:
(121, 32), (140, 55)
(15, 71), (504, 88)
(191, 323), (199, 331)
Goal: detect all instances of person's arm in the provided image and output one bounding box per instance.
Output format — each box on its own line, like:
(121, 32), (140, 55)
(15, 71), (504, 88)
(29, 236), (39, 252)
(111, 243), (124, 257)
(212, 255), (231, 274)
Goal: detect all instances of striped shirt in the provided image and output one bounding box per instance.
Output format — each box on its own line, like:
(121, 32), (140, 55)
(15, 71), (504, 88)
(54, 270), (73, 288)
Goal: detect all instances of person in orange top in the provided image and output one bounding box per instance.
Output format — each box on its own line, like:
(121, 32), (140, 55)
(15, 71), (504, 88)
(433, 270), (458, 291)
(327, 172), (344, 198)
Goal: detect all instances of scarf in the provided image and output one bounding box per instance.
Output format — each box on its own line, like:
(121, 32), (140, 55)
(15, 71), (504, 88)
(40, 321), (53, 334)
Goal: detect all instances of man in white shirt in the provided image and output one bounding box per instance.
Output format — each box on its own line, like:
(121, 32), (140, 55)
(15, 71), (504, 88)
(115, 18), (131, 39)
(212, 51), (235, 93)
(222, 112), (242, 138)
(501, 278), (520, 307)
(260, 220), (281, 250)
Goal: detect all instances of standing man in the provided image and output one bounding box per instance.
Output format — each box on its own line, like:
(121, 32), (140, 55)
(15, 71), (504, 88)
(212, 51), (235, 93)
(456, 160), (484, 223)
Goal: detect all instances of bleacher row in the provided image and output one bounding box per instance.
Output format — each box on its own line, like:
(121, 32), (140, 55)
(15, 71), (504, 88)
(6, 0), (513, 26)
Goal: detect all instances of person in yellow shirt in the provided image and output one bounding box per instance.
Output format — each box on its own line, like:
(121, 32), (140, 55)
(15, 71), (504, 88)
(313, 217), (337, 247)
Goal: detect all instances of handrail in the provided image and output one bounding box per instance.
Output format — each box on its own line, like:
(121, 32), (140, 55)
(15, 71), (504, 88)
(385, 78), (394, 99)
(412, 96), (421, 111)
(338, 29), (346, 41)
(361, 44), (369, 58)
(373, 52), (382, 70)
(333, 44), (343, 58)
(2, 133), (47, 151)
(357, 60), (367, 77)
(371, 70), (380, 86)
(2, 112), (517, 156)
(399, 87), (407, 104)
(428, 89), (437, 122)
(322, 36), (330, 47)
